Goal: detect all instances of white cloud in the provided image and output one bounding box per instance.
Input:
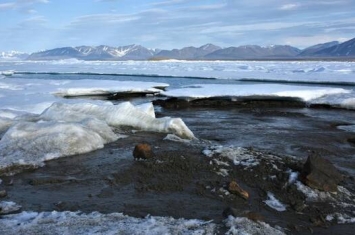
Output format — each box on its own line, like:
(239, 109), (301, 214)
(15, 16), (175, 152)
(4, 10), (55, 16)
(0, 0), (48, 12)
(279, 4), (299, 10)
(70, 13), (140, 26)
(0, 2), (16, 10)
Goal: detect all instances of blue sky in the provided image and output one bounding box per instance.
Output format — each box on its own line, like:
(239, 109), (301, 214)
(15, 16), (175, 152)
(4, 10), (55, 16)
(0, 0), (354, 52)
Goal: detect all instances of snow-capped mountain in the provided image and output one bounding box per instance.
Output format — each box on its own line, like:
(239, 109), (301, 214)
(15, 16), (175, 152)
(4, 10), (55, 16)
(27, 45), (158, 61)
(0, 51), (29, 60)
(24, 37), (355, 61)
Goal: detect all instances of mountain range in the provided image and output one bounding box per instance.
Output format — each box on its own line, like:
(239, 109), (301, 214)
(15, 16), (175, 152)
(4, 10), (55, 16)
(2, 37), (355, 61)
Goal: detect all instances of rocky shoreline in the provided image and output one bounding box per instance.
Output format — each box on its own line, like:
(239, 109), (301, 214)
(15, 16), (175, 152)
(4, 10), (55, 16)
(1, 100), (355, 234)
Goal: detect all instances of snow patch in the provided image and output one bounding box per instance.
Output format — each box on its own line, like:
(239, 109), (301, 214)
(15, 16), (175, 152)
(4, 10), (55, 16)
(225, 216), (286, 235)
(203, 146), (269, 167)
(0, 201), (22, 215)
(264, 192), (287, 212)
(0, 211), (216, 235)
(163, 134), (191, 143)
(326, 213), (355, 224)
(163, 84), (350, 104)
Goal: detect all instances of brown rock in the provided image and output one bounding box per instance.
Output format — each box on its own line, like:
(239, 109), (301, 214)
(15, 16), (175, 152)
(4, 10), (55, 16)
(301, 153), (343, 192)
(228, 180), (249, 200)
(133, 143), (155, 159)
(245, 212), (264, 222)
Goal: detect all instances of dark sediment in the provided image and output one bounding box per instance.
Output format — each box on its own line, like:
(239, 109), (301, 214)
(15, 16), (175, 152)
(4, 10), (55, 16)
(1, 99), (355, 234)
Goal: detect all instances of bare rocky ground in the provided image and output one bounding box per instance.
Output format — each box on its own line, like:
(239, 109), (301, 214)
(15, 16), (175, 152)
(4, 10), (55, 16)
(1, 99), (355, 234)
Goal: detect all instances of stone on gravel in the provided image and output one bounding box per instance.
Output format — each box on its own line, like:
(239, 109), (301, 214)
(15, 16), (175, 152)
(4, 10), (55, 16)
(223, 207), (240, 218)
(133, 143), (155, 159)
(0, 190), (7, 198)
(228, 181), (249, 200)
(245, 212), (264, 222)
(301, 154), (343, 192)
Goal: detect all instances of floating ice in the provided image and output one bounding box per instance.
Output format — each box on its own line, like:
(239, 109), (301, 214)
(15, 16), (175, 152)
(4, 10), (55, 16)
(264, 192), (287, 212)
(52, 79), (167, 97)
(225, 216), (285, 235)
(0, 211), (216, 235)
(162, 83), (351, 103)
(0, 78), (167, 116)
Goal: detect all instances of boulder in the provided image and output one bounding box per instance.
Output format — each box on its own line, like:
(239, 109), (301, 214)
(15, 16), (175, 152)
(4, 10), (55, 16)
(301, 153), (343, 192)
(133, 143), (155, 159)
(228, 180), (249, 200)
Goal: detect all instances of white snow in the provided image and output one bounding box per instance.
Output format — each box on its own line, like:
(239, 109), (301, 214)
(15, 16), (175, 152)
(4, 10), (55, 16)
(287, 170), (299, 185)
(0, 211), (217, 235)
(0, 201), (22, 215)
(326, 213), (355, 224)
(0, 101), (195, 172)
(163, 133), (191, 143)
(2, 60), (355, 85)
(203, 146), (269, 167)
(295, 181), (334, 201)
(162, 84), (351, 106)
(0, 78), (167, 116)
(225, 216), (285, 235)
(264, 192), (287, 212)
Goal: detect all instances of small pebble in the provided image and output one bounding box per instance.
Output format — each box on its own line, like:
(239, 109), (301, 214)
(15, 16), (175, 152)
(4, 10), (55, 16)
(0, 190), (7, 198)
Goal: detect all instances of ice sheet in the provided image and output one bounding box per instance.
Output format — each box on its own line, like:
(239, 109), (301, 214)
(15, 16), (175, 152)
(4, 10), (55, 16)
(0, 78), (167, 116)
(1, 60), (355, 85)
(162, 84), (354, 109)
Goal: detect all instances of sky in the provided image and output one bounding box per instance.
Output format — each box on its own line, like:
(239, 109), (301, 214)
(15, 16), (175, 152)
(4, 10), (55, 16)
(0, 0), (354, 52)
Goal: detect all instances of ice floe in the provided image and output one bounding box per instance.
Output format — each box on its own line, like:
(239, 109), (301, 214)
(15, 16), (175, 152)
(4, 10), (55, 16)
(163, 84), (349, 101)
(162, 84), (355, 109)
(0, 78), (167, 115)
